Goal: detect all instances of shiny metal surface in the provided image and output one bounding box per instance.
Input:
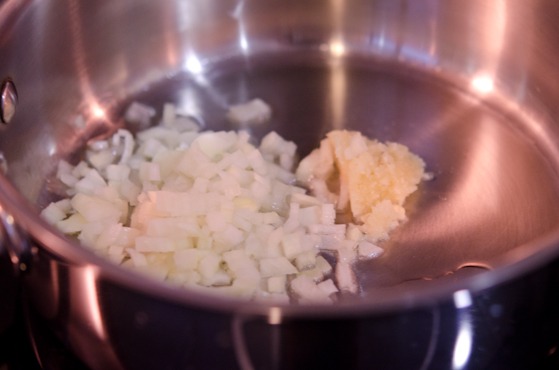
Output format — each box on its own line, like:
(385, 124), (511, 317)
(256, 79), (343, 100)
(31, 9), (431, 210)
(0, 213), (18, 337)
(1, 0), (559, 368)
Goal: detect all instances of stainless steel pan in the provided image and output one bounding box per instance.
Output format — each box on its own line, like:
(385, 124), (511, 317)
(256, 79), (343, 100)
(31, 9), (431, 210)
(1, 1), (559, 369)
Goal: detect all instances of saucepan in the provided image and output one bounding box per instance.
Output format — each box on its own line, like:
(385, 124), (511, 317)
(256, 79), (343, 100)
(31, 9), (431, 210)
(1, 0), (559, 369)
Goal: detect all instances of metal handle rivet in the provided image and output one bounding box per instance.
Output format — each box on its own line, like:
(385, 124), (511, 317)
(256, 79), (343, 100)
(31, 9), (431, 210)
(1, 79), (17, 124)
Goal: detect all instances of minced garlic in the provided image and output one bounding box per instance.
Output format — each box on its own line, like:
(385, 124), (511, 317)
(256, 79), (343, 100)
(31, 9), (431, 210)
(296, 130), (426, 241)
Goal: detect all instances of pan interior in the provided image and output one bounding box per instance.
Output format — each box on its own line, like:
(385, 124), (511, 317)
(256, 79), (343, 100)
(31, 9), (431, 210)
(35, 53), (559, 298)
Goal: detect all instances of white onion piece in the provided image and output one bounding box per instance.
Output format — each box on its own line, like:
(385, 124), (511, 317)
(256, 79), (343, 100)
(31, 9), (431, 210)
(226, 99), (272, 126)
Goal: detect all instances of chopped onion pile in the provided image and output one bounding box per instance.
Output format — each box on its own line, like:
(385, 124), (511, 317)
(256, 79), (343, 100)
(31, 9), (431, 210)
(41, 102), (426, 304)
